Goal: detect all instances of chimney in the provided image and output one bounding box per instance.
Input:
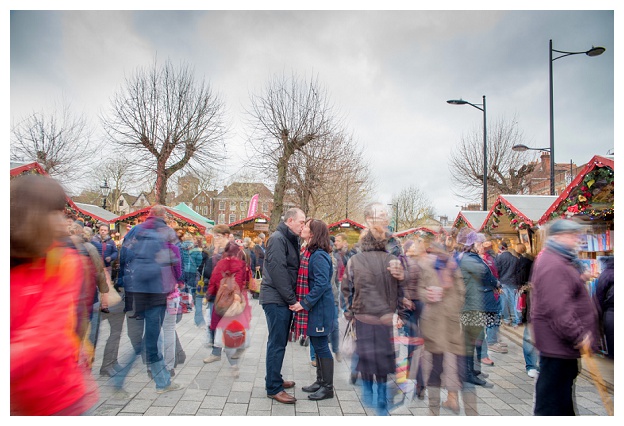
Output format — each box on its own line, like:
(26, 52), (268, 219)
(540, 152), (550, 172)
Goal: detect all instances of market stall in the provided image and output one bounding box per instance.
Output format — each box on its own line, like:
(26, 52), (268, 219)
(111, 205), (212, 238)
(538, 155), (614, 276)
(227, 213), (271, 239)
(480, 194), (558, 255)
(327, 218), (366, 244)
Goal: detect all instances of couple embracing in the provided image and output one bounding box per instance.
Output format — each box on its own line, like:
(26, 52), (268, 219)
(259, 208), (336, 404)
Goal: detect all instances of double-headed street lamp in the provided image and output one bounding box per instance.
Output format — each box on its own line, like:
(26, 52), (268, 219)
(549, 39), (605, 195)
(447, 96), (487, 210)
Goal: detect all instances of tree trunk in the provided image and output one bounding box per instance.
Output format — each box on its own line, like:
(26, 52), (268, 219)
(269, 154), (291, 232)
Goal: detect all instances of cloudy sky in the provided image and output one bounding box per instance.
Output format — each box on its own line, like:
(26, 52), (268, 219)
(7, 2), (616, 221)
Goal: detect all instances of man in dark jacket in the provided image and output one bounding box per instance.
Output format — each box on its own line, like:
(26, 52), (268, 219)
(530, 219), (599, 415)
(260, 207), (306, 404)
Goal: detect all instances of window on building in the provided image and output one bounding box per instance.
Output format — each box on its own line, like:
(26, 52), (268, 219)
(218, 213), (225, 224)
(262, 203), (269, 212)
(202, 206), (207, 216)
(229, 214), (237, 223)
(119, 199), (124, 206)
(240, 201), (246, 212)
(219, 201), (225, 210)
(230, 202), (236, 211)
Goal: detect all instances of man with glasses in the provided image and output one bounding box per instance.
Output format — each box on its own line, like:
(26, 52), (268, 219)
(260, 208), (306, 404)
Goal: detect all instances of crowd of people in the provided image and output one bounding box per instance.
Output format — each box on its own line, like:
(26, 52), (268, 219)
(10, 174), (612, 416)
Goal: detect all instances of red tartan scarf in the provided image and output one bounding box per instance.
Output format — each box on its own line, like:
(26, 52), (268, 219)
(291, 248), (311, 341)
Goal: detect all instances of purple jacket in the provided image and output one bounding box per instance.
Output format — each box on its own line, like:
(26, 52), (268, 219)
(530, 246), (599, 359)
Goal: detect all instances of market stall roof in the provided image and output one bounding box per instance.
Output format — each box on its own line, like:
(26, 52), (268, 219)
(172, 202), (215, 227)
(227, 213), (270, 228)
(480, 194), (558, 234)
(452, 211), (489, 230)
(10, 161), (48, 176)
(538, 155), (614, 224)
(111, 205), (211, 233)
(327, 218), (366, 231)
(73, 202), (119, 223)
(395, 226), (442, 238)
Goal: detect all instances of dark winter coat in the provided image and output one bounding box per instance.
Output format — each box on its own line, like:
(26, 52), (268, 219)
(495, 250), (518, 287)
(91, 234), (118, 268)
(300, 249), (336, 336)
(259, 222), (300, 306)
(515, 254), (533, 288)
(342, 235), (407, 323)
(530, 246), (599, 359)
(459, 251), (500, 313)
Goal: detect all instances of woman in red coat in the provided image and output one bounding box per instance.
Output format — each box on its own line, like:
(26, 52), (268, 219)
(10, 175), (99, 415)
(202, 241), (251, 377)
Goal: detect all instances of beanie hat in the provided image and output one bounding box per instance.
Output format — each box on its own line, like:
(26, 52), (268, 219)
(548, 219), (583, 236)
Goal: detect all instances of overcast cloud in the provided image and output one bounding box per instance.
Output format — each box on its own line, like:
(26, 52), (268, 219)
(8, 4), (615, 221)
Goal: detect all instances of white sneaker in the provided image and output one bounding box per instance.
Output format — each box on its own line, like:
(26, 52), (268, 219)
(156, 383), (181, 394)
(203, 354), (221, 364)
(527, 369), (538, 378)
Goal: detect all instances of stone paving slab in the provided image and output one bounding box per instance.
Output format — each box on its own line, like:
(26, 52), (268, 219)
(89, 297), (613, 416)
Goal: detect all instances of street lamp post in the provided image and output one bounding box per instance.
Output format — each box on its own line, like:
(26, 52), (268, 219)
(512, 144), (572, 192)
(447, 96), (487, 210)
(549, 39), (605, 195)
(100, 179), (111, 210)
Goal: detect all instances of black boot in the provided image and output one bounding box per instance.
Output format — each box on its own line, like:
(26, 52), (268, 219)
(302, 358), (322, 392)
(464, 355), (486, 386)
(309, 357), (334, 400)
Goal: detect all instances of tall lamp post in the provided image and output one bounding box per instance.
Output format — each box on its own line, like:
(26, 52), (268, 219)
(549, 39), (605, 195)
(447, 96), (487, 210)
(100, 179), (111, 210)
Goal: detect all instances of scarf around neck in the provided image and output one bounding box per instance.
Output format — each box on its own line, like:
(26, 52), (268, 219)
(291, 248), (311, 341)
(545, 237), (585, 273)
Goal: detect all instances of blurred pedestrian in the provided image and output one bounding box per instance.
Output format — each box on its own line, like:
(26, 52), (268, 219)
(496, 241), (520, 328)
(11, 174), (99, 415)
(594, 256), (614, 360)
(456, 228), (497, 388)
(342, 221), (407, 415)
(180, 232), (204, 327)
(203, 241), (252, 378)
(290, 219), (336, 400)
(531, 219), (599, 415)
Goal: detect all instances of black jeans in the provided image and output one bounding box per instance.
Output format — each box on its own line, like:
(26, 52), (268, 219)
(534, 355), (579, 415)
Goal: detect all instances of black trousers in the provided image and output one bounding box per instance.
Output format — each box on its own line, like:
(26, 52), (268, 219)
(534, 355), (579, 415)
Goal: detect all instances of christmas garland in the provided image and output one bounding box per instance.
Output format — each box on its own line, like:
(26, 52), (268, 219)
(485, 202), (532, 233)
(550, 166), (614, 220)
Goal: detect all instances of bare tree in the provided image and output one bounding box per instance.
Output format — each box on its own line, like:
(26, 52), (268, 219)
(11, 100), (95, 186)
(90, 158), (137, 214)
(101, 58), (227, 205)
(448, 116), (536, 204)
(287, 131), (372, 222)
(245, 72), (342, 231)
(391, 185), (436, 230)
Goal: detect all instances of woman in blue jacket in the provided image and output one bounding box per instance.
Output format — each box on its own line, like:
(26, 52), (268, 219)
(457, 229), (499, 388)
(290, 219), (335, 400)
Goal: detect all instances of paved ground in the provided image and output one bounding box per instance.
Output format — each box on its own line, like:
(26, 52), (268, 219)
(90, 297), (613, 416)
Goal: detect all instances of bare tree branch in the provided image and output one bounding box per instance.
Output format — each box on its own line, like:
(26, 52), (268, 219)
(448, 115), (537, 204)
(391, 186), (436, 230)
(101, 58), (227, 204)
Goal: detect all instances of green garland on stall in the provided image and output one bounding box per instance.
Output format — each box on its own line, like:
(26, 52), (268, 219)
(549, 166), (614, 220)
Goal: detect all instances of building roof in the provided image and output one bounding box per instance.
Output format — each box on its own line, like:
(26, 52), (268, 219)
(119, 192), (138, 205)
(10, 161), (47, 177)
(216, 182), (273, 199)
(453, 211), (489, 230)
(395, 226), (443, 238)
(538, 155), (614, 224)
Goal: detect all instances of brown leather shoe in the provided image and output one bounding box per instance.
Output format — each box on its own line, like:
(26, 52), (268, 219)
(268, 390), (297, 404)
(283, 381), (296, 389)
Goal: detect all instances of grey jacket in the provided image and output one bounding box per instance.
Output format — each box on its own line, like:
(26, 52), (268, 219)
(259, 221), (300, 306)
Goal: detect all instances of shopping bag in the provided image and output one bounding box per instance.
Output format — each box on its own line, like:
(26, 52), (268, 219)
(340, 316), (357, 358)
(249, 269), (262, 293)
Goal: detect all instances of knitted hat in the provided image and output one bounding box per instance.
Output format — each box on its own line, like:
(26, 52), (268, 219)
(548, 219), (583, 236)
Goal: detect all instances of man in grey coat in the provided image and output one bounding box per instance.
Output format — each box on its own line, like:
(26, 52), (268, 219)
(260, 207), (306, 404)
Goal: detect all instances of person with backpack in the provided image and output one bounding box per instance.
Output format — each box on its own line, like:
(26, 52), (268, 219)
(180, 233), (204, 327)
(203, 241), (252, 378)
(116, 205), (182, 394)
